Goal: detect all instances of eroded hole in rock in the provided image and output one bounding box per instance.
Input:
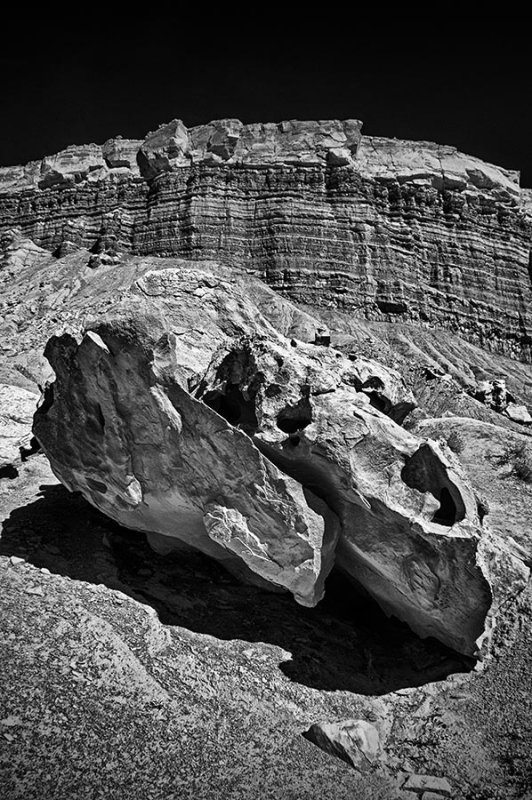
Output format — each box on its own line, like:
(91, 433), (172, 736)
(276, 398), (313, 434)
(432, 487), (457, 526)
(360, 377), (392, 415)
(362, 376), (385, 392)
(366, 392), (390, 414)
(401, 445), (465, 525)
(203, 385), (259, 434)
(0, 465), (19, 480)
(344, 372), (405, 421)
(86, 477), (108, 494)
(197, 345), (263, 435)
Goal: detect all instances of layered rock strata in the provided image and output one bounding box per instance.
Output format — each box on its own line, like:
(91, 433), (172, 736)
(33, 264), (521, 657)
(0, 118), (530, 360)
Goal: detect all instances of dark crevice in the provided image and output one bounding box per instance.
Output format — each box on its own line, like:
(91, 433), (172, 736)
(96, 403), (106, 431)
(254, 436), (347, 520)
(366, 393), (390, 414)
(86, 477), (108, 494)
(343, 371), (414, 424)
(203, 385), (259, 434)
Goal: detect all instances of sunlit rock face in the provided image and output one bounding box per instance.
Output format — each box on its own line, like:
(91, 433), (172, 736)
(33, 264), (510, 657)
(0, 118), (530, 360)
(0, 384), (38, 472)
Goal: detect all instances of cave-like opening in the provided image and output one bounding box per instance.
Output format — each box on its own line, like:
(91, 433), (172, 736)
(203, 385), (259, 435)
(401, 445), (466, 526)
(276, 398), (313, 434)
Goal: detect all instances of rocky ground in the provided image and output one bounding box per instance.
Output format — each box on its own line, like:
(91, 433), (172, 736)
(1, 451), (531, 800)
(1, 119), (532, 799)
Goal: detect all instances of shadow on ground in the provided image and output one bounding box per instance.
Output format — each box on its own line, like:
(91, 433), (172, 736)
(0, 480), (474, 694)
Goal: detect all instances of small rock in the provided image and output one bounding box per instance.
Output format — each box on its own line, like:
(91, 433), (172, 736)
(304, 719), (381, 770)
(402, 774), (452, 796)
(0, 715), (22, 727)
(40, 568), (51, 574)
(504, 403), (532, 425)
(9, 556), (25, 566)
(25, 586), (44, 596)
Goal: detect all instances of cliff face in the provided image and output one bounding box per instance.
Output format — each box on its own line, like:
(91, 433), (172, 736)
(1, 118), (531, 360)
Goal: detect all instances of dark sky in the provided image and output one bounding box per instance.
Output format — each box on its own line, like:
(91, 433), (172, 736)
(3, 17), (531, 185)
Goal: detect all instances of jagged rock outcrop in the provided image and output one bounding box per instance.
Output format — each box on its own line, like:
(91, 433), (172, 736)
(0, 118), (530, 361)
(32, 263), (526, 656)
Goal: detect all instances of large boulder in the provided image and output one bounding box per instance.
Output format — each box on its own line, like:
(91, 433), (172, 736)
(33, 265), (518, 656)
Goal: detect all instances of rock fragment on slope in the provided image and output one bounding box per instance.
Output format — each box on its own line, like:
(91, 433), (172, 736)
(304, 719), (381, 770)
(33, 264), (525, 656)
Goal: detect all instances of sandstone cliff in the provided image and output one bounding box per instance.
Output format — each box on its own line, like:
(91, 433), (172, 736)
(1, 118), (531, 361)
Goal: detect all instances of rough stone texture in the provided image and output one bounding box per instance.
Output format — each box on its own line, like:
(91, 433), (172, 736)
(31, 263), (526, 656)
(401, 773), (452, 795)
(0, 118), (530, 361)
(304, 718), (381, 770)
(0, 384), (39, 471)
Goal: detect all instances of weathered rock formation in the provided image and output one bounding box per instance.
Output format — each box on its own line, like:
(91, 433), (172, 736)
(32, 264), (527, 657)
(0, 118), (531, 361)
